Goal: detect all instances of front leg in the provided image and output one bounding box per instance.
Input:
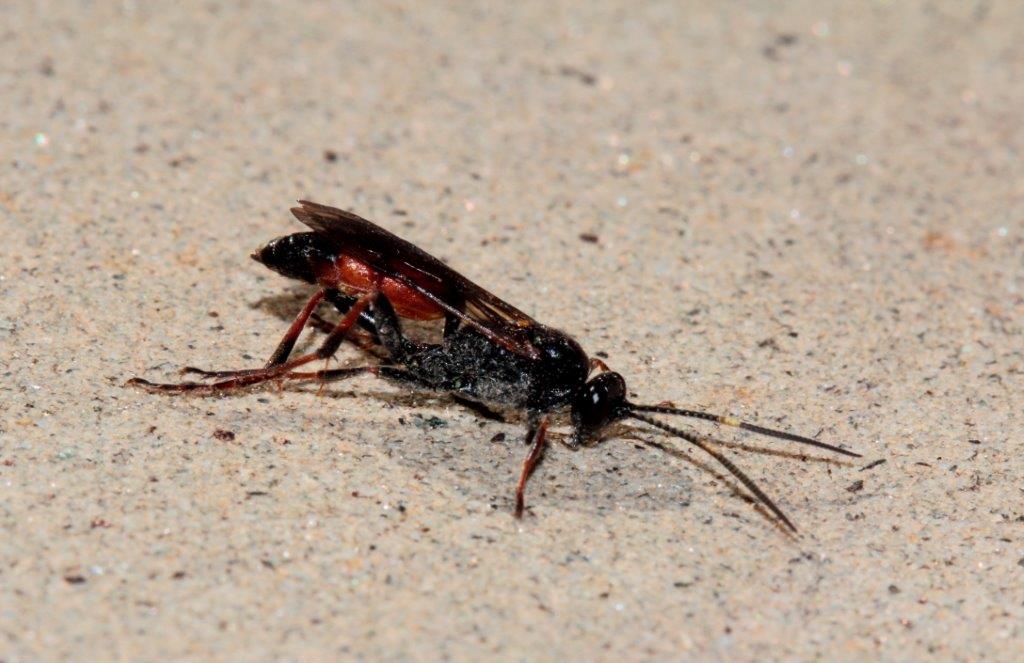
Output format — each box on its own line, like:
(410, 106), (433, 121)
(515, 416), (550, 518)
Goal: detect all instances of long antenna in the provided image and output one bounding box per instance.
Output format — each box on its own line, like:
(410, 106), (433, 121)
(628, 403), (859, 458)
(627, 412), (798, 533)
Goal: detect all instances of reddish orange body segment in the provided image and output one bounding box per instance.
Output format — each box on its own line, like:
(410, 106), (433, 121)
(315, 254), (447, 320)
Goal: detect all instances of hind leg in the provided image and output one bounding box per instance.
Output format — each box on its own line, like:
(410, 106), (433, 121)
(174, 292), (422, 385)
(128, 292), (378, 394)
(280, 365), (423, 386)
(181, 289), (383, 380)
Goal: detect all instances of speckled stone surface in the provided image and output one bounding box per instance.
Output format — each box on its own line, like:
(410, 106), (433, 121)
(2, 1), (1022, 659)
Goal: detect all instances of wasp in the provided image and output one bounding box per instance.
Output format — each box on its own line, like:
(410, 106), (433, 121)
(130, 201), (859, 530)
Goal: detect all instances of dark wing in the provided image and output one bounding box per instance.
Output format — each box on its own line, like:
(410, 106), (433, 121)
(291, 200), (541, 359)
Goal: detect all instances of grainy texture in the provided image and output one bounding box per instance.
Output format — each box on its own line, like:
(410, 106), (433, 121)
(2, 1), (1022, 660)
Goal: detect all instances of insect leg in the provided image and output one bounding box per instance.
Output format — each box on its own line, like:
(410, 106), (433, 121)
(128, 292), (378, 394)
(284, 365), (505, 421)
(367, 294), (424, 364)
(182, 293), (382, 380)
(442, 313), (460, 339)
(178, 290), (327, 379)
(324, 290), (381, 341)
(308, 312), (380, 351)
(275, 365), (420, 385)
(308, 311), (336, 334)
(514, 416), (550, 518)
(265, 289), (327, 366)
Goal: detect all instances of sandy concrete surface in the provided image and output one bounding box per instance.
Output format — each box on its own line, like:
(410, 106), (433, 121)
(2, 1), (1022, 660)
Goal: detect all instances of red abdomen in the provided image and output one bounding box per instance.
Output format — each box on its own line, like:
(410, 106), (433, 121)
(315, 254), (448, 320)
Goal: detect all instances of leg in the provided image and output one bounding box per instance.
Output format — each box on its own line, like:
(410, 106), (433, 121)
(309, 312), (380, 351)
(325, 290), (380, 341)
(185, 289), (389, 379)
(180, 292), (412, 381)
(281, 365), (423, 386)
(367, 294), (422, 363)
(317, 291), (416, 358)
(276, 366), (381, 382)
(442, 312), (460, 339)
(286, 365), (505, 421)
(182, 291), (325, 379)
(265, 289), (326, 367)
(515, 416), (549, 518)
(308, 311), (336, 334)
(128, 292), (378, 394)
(181, 289), (326, 378)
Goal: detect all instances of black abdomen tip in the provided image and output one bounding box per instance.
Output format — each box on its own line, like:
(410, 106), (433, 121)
(252, 232), (335, 283)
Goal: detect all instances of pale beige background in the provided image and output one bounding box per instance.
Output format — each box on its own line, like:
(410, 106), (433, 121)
(2, 1), (1022, 660)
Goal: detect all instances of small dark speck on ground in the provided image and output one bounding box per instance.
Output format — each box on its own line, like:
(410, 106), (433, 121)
(762, 33), (799, 60)
(323, 150), (338, 162)
(847, 480), (865, 493)
(213, 429), (236, 441)
(558, 65), (597, 86)
(64, 574), (86, 585)
(579, 233), (600, 243)
(412, 414), (447, 429)
(490, 432), (506, 443)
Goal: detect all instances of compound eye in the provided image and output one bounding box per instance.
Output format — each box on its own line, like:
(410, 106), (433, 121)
(574, 372), (627, 430)
(597, 371), (626, 402)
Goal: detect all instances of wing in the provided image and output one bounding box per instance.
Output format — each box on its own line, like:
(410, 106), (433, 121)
(290, 200), (541, 359)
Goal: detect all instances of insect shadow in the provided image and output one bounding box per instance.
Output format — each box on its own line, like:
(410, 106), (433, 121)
(248, 293), (695, 515)
(251, 289), (851, 525)
(252, 288), (313, 323)
(292, 379), (851, 529)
